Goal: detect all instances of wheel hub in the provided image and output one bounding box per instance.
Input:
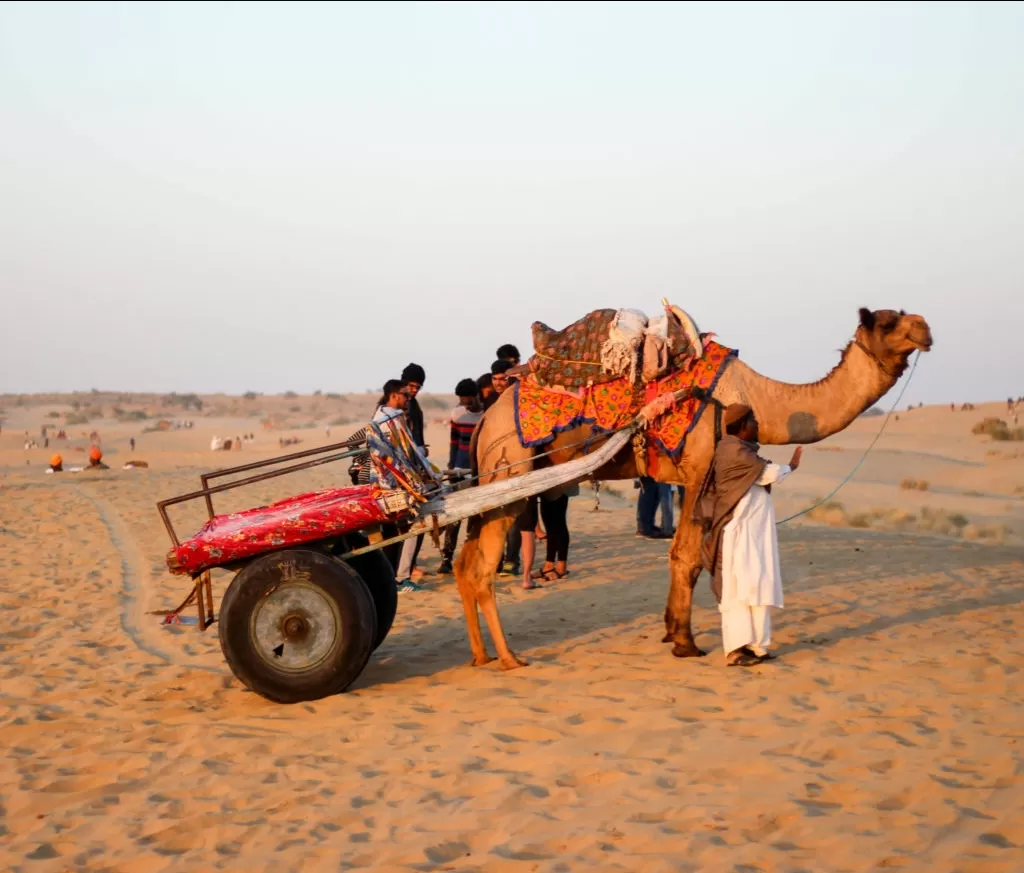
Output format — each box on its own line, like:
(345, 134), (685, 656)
(250, 582), (341, 673)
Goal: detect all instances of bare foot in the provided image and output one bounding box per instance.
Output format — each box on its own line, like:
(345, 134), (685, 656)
(499, 653), (529, 670)
(671, 641), (707, 658)
(470, 654), (495, 667)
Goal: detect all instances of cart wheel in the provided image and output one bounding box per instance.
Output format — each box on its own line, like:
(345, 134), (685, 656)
(218, 549), (377, 703)
(347, 550), (398, 650)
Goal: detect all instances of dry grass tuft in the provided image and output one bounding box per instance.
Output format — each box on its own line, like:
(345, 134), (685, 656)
(900, 478), (930, 491)
(803, 501), (1008, 543)
(972, 417), (1024, 441)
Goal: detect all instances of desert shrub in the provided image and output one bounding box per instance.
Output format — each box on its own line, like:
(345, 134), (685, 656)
(971, 417), (1023, 440)
(66, 412), (90, 425)
(900, 478), (930, 491)
(46, 411), (61, 419)
(848, 512), (873, 529)
(326, 392), (342, 400)
(806, 500), (847, 526)
(243, 391), (260, 401)
(116, 409), (149, 422)
(283, 391), (298, 399)
(163, 392), (203, 411)
(288, 405), (301, 413)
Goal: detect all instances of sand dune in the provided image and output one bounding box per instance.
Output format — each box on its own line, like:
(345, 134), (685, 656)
(1, 397), (1022, 870)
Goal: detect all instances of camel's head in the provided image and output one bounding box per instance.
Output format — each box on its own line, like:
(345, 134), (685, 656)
(856, 308), (932, 376)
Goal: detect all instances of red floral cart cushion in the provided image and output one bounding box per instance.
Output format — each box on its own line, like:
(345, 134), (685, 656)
(167, 485), (391, 576)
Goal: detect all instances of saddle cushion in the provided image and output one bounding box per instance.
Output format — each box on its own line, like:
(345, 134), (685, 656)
(528, 308), (620, 390)
(527, 307), (703, 391)
(166, 485), (391, 576)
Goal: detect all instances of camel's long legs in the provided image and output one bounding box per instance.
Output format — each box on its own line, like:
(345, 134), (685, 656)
(663, 484), (708, 657)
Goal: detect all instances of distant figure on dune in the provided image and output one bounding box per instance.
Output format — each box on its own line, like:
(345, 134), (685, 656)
(698, 404), (802, 668)
(130, 437), (135, 452)
(86, 446), (109, 470)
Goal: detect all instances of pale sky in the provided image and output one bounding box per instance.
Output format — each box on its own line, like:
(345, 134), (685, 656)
(1, 1), (1022, 403)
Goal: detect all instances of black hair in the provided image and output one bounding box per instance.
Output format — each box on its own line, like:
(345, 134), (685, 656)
(379, 379), (406, 408)
(496, 344), (520, 363)
(455, 378), (479, 398)
(490, 360), (514, 376)
(476, 373), (493, 392)
(401, 363), (426, 384)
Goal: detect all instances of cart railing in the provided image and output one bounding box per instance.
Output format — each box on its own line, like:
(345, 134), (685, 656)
(157, 438), (366, 547)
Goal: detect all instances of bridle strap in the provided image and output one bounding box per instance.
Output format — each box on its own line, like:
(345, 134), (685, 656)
(854, 339), (904, 381)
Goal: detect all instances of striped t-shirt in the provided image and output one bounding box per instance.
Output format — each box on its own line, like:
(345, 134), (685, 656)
(449, 405), (482, 470)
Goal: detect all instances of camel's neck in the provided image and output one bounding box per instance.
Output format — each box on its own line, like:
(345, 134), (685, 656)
(726, 342), (899, 445)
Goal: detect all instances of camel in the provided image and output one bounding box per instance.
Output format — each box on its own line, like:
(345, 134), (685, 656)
(453, 307), (933, 669)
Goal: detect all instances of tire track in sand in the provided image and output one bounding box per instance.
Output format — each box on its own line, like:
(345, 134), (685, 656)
(73, 485), (222, 674)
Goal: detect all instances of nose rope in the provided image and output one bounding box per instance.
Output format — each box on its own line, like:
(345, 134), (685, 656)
(777, 350), (921, 525)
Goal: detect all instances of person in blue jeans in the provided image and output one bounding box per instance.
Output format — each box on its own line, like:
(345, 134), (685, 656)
(635, 477), (672, 539)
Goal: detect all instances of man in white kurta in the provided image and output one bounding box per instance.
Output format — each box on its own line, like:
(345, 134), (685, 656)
(719, 459), (792, 659)
(700, 404), (802, 667)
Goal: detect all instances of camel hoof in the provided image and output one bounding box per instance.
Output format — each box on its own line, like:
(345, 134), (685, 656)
(671, 642), (707, 659)
(661, 633), (674, 643)
(470, 654), (496, 667)
(499, 654), (528, 670)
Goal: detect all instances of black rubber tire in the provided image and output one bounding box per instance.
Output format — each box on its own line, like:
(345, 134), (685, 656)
(347, 549), (398, 650)
(218, 549), (377, 703)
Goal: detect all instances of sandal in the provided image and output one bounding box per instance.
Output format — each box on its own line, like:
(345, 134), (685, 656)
(727, 652), (762, 667)
(530, 568), (551, 581)
(541, 568), (566, 582)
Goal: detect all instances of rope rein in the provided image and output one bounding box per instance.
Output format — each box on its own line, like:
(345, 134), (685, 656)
(775, 350), (921, 525)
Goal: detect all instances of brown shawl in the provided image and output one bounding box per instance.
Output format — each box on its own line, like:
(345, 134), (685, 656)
(695, 435), (767, 603)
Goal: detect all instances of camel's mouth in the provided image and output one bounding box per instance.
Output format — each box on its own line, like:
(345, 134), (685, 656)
(908, 329), (933, 352)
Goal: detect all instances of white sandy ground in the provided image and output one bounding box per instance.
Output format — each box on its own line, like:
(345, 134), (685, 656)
(0, 398), (1022, 871)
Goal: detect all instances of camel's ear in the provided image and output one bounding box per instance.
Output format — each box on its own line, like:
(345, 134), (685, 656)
(859, 308), (876, 331)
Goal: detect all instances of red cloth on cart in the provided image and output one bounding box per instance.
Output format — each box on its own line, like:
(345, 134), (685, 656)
(167, 485), (389, 575)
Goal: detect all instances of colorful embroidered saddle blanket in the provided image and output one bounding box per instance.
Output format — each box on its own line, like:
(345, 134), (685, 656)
(515, 340), (737, 457)
(527, 306), (703, 390)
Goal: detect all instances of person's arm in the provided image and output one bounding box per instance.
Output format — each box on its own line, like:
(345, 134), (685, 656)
(449, 421), (459, 469)
(756, 447), (802, 486)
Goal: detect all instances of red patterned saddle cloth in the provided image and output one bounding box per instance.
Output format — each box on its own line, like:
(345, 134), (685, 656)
(514, 341), (737, 457)
(167, 485), (392, 576)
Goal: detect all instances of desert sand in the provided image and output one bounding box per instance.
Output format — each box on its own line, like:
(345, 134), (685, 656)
(1, 393), (1022, 872)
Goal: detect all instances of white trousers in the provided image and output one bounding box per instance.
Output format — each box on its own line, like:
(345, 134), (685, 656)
(721, 604), (772, 657)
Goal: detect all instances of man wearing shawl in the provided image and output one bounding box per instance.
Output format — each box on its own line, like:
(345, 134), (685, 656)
(699, 404), (802, 667)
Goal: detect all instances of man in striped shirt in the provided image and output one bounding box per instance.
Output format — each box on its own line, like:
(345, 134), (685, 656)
(438, 379), (483, 575)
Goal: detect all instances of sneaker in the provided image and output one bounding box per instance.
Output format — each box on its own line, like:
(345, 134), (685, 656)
(497, 562), (520, 578)
(637, 528), (672, 540)
(397, 581), (424, 593)
(438, 559), (453, 575)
